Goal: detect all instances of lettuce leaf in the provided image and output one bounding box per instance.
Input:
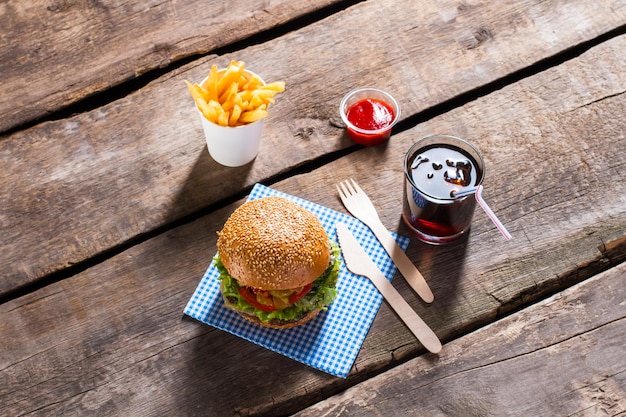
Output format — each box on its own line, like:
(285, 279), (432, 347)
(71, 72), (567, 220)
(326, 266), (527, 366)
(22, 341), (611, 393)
(215, 240), (341, 323)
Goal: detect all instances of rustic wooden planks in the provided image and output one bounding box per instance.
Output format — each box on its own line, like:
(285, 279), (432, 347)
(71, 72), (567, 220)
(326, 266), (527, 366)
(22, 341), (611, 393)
(1, 29), (625, 417)
(293, 263), (626, 417)
(2, 0), (625, 297)
(0, 0), (341, 132)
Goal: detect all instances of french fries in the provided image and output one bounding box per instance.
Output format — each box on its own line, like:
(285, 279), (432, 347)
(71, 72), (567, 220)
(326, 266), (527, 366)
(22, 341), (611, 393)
(185, 60), (285, 127)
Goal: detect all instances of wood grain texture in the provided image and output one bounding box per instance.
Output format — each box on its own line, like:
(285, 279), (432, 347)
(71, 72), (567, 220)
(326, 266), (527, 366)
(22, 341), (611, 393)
(293, 263), (626, 417)
(2, 0), (625, 297)
(0, 0), (340, 132)
(1, 32), (625, 417)
(3, 0), (624, 133)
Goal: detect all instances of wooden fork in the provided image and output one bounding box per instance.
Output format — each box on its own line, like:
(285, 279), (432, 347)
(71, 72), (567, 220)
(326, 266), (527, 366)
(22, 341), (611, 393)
(336, 178), (434, 303)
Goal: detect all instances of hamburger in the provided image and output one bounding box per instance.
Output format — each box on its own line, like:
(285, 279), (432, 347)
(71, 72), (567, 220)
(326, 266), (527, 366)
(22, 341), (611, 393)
(215, 196), (341, 328)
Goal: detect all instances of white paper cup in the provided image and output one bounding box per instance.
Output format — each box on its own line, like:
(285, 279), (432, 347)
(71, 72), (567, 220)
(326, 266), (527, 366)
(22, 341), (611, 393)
(195, 70), (265, 167)
(199, 115), (264, 167)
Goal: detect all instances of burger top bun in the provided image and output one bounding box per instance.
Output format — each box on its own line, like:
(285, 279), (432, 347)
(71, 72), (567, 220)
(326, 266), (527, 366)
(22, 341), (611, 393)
(216, 196), (331, 290)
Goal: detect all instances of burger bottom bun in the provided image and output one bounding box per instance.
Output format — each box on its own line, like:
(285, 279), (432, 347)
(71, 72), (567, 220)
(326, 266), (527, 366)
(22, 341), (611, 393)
(237, 308), (322, 329)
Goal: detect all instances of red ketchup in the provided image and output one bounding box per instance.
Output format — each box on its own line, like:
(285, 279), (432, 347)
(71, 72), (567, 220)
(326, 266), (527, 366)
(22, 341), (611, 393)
(345, 98), (396, 146)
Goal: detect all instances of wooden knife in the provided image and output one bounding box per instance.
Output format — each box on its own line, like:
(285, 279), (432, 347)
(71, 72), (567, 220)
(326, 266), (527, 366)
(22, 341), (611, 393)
(336, 222), (442, 354)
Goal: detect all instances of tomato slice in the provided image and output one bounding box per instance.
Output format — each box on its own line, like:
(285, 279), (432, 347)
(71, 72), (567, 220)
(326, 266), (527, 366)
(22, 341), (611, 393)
(289, 283), (313, 304)
(238, 287), (276, 312)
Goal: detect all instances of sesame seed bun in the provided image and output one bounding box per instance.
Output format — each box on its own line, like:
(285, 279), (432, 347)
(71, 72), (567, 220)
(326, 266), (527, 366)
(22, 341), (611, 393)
(216, 196), (331, 290)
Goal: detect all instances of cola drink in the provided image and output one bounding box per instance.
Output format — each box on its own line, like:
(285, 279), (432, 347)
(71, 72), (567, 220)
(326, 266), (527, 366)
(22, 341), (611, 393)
(403, 135), (485, 244)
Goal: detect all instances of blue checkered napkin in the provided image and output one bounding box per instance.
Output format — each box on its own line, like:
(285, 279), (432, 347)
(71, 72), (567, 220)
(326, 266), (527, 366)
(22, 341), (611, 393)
(184, 183), (410, 378)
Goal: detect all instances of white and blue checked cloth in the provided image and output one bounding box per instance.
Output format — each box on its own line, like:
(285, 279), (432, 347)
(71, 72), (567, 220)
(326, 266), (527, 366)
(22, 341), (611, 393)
(184, 183), (410, 378)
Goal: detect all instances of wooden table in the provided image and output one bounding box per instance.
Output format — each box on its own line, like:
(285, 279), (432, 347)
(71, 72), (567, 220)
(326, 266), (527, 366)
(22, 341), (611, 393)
(2, 1), (625, 415)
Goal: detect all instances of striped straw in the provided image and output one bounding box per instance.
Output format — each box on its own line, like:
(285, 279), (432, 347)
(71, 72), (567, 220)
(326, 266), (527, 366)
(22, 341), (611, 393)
(453, 185), (512, 240)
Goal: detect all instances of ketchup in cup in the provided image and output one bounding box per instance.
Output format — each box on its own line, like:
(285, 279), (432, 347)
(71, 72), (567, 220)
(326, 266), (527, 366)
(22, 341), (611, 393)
(340, 88), (400, 146)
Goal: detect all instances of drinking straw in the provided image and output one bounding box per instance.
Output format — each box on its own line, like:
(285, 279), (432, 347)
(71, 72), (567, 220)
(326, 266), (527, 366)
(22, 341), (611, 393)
(453, 185), (512, 240)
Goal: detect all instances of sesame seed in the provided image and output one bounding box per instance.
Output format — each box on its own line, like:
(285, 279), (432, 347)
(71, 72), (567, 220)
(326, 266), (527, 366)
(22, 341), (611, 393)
(216, 196), (330, 290)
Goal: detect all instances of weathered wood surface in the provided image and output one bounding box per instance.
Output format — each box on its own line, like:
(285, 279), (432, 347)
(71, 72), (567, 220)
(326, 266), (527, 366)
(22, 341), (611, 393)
(2, 0), (625, 297)
(0, 0), (341, 133)
(1, 31), (625, 417)
(294, 263), (626, 417)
